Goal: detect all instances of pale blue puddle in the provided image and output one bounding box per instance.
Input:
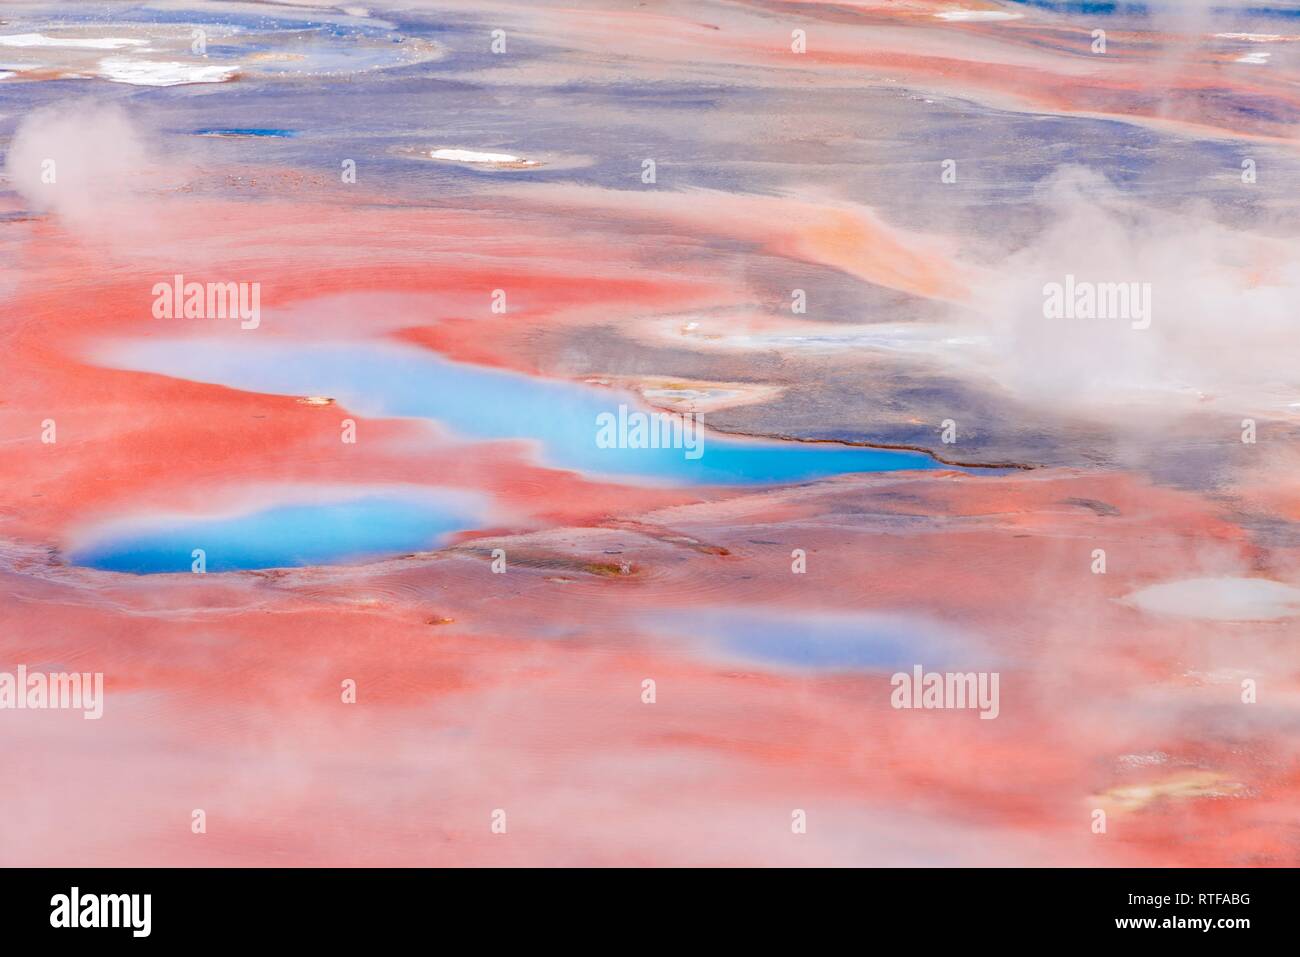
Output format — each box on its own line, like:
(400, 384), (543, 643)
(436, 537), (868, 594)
(96, 338), (942, 486)
(70, 495), (474, 574)
(654, 609), (999, 673)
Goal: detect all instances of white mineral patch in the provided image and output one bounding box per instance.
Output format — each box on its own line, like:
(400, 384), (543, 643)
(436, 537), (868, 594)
(97, 57), (240, 86)
(0, 34), (148, 49)
(935, 10), (1023, 22)
(429, 148), (538, 166)
(1123, 577), (1300, 621)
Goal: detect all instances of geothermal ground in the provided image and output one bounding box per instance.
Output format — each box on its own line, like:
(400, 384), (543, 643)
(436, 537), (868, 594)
(1, 0), (1298, 866)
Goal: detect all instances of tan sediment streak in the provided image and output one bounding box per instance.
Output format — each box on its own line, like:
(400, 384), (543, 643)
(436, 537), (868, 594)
(1090, 771), (1245, 814)
(490, 183), (973, 302)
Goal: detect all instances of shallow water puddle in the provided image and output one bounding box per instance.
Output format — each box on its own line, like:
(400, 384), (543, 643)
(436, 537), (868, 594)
(69, 494), (478, 574)
(95, 338), (941, 486)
